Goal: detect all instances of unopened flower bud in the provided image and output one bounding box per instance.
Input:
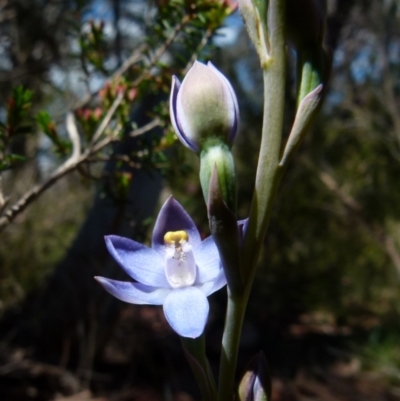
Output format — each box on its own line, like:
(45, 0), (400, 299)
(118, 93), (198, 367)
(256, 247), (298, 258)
(280, 84), (324, 167)
(238, 352), (271, 401)
(170, 60), (239, 153)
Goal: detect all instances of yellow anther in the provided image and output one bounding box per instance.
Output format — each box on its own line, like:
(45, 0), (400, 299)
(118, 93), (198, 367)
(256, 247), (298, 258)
(164, 230), (189, 246)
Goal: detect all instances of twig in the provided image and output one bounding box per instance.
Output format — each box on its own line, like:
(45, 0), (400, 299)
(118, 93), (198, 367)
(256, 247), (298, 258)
(0, 14), (195, 232)
(0, 175), (9, 211)
(0, 175), (4, 208)
(73, 13), (190, 110)
(318, 170), (362, 212)
(131, 14), (192, 89)
(90, 92), (124, 145)
(65, 113), (81, 166)
(129, 118), (161, 137)
(74, 44), (146, 110)
(0, 117), (159, 232)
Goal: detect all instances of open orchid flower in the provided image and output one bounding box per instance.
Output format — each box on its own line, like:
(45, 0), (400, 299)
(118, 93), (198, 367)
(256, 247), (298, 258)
(95, 196), (226, 338)
(170, 60), (239, 152)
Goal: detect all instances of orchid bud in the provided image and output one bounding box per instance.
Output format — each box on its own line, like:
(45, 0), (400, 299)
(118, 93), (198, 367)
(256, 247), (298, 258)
(280, 84), (324, 167)
(239, 352), (272, 401)
(170, 60), (239, 153)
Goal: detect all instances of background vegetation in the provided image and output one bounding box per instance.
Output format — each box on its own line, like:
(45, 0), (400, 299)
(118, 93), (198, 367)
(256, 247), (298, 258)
(1, 0), (400, 400)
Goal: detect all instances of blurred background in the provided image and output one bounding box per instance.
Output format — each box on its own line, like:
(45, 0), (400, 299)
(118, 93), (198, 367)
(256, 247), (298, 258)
(1, 0), (400, 400)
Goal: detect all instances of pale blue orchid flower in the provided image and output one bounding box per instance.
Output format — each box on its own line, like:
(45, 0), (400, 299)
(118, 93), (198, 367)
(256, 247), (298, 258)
(95, 196), (226, 338)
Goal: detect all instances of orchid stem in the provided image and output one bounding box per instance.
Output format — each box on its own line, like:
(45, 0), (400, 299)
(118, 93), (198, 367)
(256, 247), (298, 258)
(181, 334), (217, 401)
(217, 1), (286, 399)
(218, 289), (247, 401)
(242, 0), (286, 285)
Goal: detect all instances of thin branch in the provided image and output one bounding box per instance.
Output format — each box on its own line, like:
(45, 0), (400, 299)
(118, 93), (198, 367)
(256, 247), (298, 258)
(65, 112), (81, 166)
(0, 175), (8, 211)
(148, 15), (191, 66)
(90, 92), (124, 145)
(0, 13), (196, 232)
(318, 170), (362, 212)
(74, 45), (146, 110)
(0, 117), (159, 232)
(129, 118), (161, 137)
(74, 13), (190, 110)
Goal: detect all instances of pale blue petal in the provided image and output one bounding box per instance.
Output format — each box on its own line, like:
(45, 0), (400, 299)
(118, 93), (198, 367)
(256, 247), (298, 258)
(152, 197), (201, 252)
(163, 287), (209, 338)
(95, 276), (171, 305)
(193, 236), (222, 283)
(196, 269), (227, 297)
(105, 235), (170, 288)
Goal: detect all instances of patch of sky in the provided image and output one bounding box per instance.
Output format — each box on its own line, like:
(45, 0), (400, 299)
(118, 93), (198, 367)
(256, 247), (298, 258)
(125, 0), (153, 17)
(234, 59), (263, 113)
(81, 0), (147, 43)
(37, 135), (55, 174)
(333, 46), (345, 68)
(118, 17), (144, 38)
(235, 60), (255, 94)
(82, 0), (113, 22)
(80, 18), (115, 40)
(213, 11), (242, 47)
(388, 40), (400, 64)
(0, 37), (12, 71)
(48, 66), (68, 91)
(40, 0), (149, 177)
(104, 55), (119, 72)
(0, 107), (6, 123)
(323, 90), (345, 113)
(350, 45), (382, 84)
(68, 37), (81, 55)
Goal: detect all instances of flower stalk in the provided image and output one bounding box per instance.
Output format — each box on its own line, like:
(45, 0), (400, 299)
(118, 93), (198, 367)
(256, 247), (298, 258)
(181, 334), (218, 401)
(217, 1), (287, 400)
(218, 289), (247, 401)
(241, 0), (287, 285)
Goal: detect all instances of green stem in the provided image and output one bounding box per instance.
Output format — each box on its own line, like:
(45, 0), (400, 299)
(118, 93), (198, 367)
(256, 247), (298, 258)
(217, 1), (286, 399)
(218, 289), (247, 401)
(181, 334), (218, 401)
(242, 0), (286, 285)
